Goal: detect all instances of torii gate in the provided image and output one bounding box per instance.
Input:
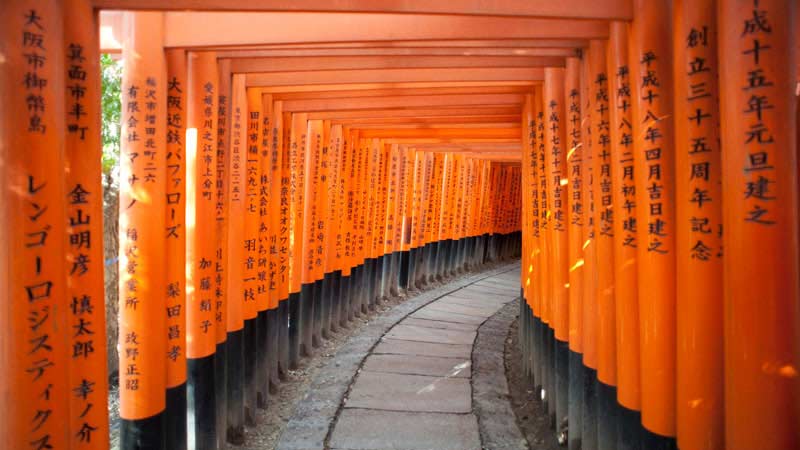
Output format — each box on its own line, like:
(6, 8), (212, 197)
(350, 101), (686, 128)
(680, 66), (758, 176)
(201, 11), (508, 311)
(1, 1), (798, 450)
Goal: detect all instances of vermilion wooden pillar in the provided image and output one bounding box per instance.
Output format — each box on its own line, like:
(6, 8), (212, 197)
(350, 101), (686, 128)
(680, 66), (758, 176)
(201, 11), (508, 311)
(629, 0), (677, 444)
(2, 2), (70, 449)
(64, 1), (110, 448)
(580, 45), (599, 450)
(215, 57), (231, 450)
(186, 50), (219, 450)
(164, 47), (188, 450)
(589, 38), (618, 450)
(607, 20), (642, 450)
(719, 1), (799, 449)
(118, 11), (168, 450)
(225, 74), (247, 444)
(673, 1), (724, 450)
(564, 56), (584, 450)
(544, 66), (570, 431)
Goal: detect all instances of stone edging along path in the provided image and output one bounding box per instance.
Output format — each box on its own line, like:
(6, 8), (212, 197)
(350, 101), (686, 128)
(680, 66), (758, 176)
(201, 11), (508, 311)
(473, 298), (529, 450)
(275, 261), (523, 450)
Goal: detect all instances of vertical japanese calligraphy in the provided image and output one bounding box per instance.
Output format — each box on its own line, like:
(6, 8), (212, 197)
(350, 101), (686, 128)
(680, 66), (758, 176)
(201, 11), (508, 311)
(630, 0), (677, 439)
(64, 2), (109, 448)
(719, 1), (799, 449)
(118, 12), (167, 448)
(673, 2), (724, 450)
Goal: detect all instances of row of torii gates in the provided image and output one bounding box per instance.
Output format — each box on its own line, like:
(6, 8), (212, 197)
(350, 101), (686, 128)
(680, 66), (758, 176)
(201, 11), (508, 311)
(1, 1), (798, 450)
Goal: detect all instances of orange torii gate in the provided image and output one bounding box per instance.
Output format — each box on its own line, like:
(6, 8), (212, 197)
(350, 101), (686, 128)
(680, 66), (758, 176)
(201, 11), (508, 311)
(1, 2), (799, 450)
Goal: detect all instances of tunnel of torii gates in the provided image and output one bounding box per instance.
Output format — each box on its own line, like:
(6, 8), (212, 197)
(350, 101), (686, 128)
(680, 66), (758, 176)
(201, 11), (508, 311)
(0, 1), (799, 450)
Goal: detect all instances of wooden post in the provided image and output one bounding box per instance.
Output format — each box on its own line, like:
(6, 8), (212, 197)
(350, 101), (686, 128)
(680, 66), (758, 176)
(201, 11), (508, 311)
(564, 56), (585, 450)
(719, 1), (799, 449)
(544, 66), (570, 431)
(224, 74), (247, 445)
(673, 1), (724, 449)
(629, 0), (677, 443)
(607, 20), (643, 450)
(2, 2), (71, 449)
(63, 1), (111, 449)
(164, 47), (188, 450)
(186, 50), (219, 449)
(119, 11), (167, 450)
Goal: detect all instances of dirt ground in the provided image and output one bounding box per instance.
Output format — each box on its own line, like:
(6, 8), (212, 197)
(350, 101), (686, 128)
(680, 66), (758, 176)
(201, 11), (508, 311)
(505, 318), (561, 450)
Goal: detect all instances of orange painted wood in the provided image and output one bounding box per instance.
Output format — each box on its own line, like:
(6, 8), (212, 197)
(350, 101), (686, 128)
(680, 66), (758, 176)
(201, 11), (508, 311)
(719, 1), (800, 449)
(63, 1), (111, 447)
(288, 113), (308, 292)
(543, 67), (570, 342)
(607, 20), (641, 412)
(186, 51), (219, 358)
(673, 1), (724, 448)
(629, 0), (677, 436)
(164, 47), (188, 386)
(226, 74), (248, 333)
(589, 39), (617, 386)
(118, 11), (167, 421)
(94, 0), (633, 20)
(267, 99), (285, 303)
(580, 47), (598, 369)
(2, 2), (71, 448)
(564, 57), (584, 353)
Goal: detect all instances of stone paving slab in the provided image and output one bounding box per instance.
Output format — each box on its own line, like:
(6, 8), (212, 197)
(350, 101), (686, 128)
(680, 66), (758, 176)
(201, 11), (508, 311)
(373, 338), (473, 358)
(330, 409), (481, 450)
(345, 371), (472, 413)
(409, 308), (487, 325)
(423, 302), (499, 318)
(460, 285), (519, 297)
(450, 287), (518, 299)
(437, 296), (509, 309)
(386, 323), (477, 345)
(401, 317), (479, 332)
(362, 353), (472, 378)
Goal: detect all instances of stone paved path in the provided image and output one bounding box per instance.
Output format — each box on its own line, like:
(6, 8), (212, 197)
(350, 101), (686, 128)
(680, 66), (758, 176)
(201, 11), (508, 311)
(329, 266), (521, 450)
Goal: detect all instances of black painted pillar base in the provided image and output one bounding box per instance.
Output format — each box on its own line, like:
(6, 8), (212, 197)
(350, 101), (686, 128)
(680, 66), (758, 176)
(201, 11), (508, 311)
(187, 353), (217, 450)
(120, 411), (166, 450)
(300, 283), (314, 356)
(582, 366), (598, 450)
(555, 338), (570, 434)
(287, 292), (301, 369)
(165, 383), (187, 450)
(617, 404), (642, 450)
(256, 309), (269, 409)
(214, 341), (227, 450)
(266, 307), (280, 393)
(311, 279), (323, 347)
(641, 427), (678, 450)
(277, 299), (289, 380)
(568, 349), (583, 450)
(225, 328), (245, 445)
(597, 380), (618, 450)
(339, 274), (351, 326)
(330, 271), (341, 334)
(399, 250), (410, 289)
(242, 317), (258, 426)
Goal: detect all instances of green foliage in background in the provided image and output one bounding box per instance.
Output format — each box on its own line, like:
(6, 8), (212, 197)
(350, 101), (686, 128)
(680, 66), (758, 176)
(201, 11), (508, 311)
(100, 53), (122, 177)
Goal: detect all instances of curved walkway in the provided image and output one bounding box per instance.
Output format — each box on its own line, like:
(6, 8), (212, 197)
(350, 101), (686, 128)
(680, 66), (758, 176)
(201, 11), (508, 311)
(276, 262), (522, 450)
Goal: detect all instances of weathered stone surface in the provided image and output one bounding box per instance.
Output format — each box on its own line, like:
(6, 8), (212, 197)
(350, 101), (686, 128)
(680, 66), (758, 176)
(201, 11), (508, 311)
(330, 409), (481, 450)
(410, 308), (487, 325)
(362, 353), (472, 378)
(401, 317), (480, 332)
(386, 323), (477, 345)
(373, 338), (473, 358)
(345, 371), (472, 413)
(423, 302), (499, 318)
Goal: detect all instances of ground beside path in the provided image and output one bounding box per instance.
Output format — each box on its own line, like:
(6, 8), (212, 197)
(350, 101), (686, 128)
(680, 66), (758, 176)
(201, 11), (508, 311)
(275, 261), (524, 450)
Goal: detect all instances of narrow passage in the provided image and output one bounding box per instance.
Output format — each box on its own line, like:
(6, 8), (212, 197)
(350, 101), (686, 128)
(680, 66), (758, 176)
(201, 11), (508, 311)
(328, 265), (521, 450)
